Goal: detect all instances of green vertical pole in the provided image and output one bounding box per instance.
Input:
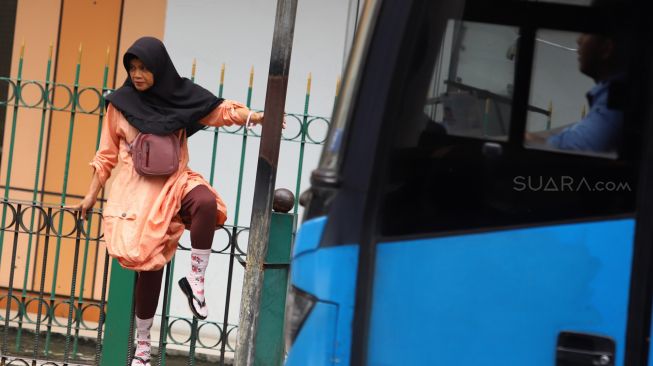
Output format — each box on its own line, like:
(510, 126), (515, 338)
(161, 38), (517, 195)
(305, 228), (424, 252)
(253, 212), (295, 366)
(15, 43), (53, 353)
(233, 65), (255, 225)
(63, 213), (83, 364)
(73, 49), (110, 358)
(100, 259), (136, 366)
(45, 43), (83, 356)
(293, 73), (311, 215)
(208, 63), (225, 185)
(219, 65), (255, 364)
(205, 74), (224, 366)
(235, 65), (255, 225)
(0, 41), (25, 266)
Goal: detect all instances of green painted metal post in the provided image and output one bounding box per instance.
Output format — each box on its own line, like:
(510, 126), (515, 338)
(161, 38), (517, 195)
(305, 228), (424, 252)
(254, 212), (296, 366)
(292, 74), (311, 215)
(100, 259), (136, 366)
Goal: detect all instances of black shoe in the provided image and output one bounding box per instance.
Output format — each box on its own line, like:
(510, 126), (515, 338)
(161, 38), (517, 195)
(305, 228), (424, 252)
(178, 277), (208, 320)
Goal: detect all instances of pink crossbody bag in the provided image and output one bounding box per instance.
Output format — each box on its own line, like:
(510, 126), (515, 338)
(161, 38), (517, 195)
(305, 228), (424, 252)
(128, 131), (183, 177)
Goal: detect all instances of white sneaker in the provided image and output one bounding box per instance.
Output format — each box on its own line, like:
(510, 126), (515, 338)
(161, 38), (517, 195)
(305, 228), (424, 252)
(131, 356), (151, 366)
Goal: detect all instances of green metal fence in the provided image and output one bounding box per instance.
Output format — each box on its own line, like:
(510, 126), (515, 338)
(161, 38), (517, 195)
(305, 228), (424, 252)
(0, 45), (331, 365)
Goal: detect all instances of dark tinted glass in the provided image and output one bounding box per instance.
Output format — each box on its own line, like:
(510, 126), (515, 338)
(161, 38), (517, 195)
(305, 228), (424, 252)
(379, 9), (637, 238)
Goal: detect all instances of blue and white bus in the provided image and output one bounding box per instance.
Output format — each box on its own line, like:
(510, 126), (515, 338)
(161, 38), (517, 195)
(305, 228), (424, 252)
(284, 0), (653, 365)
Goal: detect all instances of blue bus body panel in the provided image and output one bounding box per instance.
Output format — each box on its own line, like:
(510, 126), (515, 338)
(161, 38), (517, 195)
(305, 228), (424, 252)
(287, 216), (359, 366)
(292, 216), (328, 257)
(368, 219), (635, 366)
(285, 302), (338, 366)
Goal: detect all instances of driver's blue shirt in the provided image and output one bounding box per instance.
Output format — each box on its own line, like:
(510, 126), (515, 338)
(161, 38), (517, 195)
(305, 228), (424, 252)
(547, 79), (623, 153)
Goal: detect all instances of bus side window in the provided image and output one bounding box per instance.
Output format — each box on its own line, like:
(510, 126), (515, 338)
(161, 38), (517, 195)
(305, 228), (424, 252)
(379, 14), (636, 238)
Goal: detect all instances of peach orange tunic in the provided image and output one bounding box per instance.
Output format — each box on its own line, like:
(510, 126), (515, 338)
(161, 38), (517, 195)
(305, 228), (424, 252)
(91, 101), (248, 271)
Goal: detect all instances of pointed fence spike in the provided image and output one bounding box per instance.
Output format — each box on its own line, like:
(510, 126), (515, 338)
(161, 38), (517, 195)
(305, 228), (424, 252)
(77, 44), (83, 64)
(306, 72), (312, 95)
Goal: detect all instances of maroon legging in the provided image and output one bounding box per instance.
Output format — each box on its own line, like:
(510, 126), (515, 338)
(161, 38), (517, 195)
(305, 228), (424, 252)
(135, 185), (218, 319)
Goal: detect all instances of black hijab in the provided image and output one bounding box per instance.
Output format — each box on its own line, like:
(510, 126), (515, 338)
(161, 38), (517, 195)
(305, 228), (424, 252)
(105, 37), (223, 137)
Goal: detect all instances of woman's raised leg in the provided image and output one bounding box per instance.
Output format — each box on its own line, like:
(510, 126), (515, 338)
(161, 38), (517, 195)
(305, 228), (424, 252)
(178, 185), (217, 319)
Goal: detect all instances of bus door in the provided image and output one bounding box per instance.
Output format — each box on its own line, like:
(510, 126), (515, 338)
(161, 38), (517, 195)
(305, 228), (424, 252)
(349, 0), (653, 365)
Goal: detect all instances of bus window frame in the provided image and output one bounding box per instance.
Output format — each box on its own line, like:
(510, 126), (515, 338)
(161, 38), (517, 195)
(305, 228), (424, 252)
(375, 1), (641, 239)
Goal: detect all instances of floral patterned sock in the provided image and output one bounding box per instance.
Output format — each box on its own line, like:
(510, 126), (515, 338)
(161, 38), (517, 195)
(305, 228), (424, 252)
(132, 316), (153, 365)
(187, 248), (211, 316)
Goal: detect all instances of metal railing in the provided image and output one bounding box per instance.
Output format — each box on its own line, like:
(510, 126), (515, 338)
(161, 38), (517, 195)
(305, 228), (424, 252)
(0, 46), (331, 365)
(0, 201), (108, 366)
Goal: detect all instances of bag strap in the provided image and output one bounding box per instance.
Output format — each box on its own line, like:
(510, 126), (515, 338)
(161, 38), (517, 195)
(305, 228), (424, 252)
(127, 132), (141, 153)
(177, 129), (185, 146)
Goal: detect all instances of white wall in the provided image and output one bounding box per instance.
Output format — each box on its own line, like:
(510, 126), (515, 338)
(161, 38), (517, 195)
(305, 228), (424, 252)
(156, 0), (351, 338)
